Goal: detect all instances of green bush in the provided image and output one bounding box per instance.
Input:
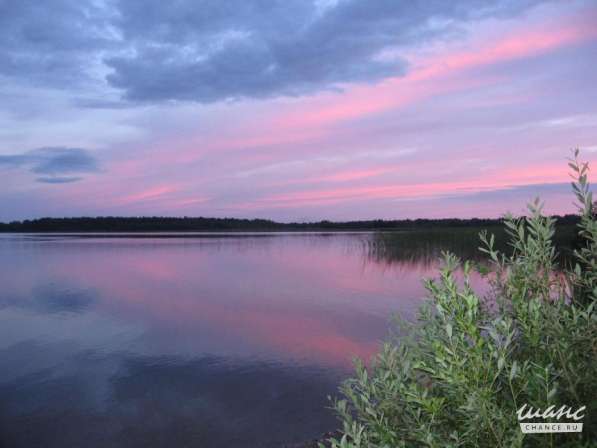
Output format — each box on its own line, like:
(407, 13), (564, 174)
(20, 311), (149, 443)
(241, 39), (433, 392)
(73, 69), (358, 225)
(324, 150), (597, 448)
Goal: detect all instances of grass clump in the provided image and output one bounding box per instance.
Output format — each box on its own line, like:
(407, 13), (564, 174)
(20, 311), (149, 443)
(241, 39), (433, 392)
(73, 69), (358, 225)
(324, 150), (597, 448)
(367, 222), (579, 268)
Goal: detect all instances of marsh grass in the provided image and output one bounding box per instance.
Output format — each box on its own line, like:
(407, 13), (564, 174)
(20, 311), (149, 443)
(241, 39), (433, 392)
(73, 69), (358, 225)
(368, 224), (579, 267)
(324, 150), (597, 448)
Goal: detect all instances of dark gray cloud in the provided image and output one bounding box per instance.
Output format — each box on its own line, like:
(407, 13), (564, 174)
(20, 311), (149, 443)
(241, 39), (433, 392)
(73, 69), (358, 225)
(106, 0), (546, 102)
(0, 0), (547, 103)
(35, 176), (83, 184)
(0, 147), (99, 183)
(0, 0), (114, 87)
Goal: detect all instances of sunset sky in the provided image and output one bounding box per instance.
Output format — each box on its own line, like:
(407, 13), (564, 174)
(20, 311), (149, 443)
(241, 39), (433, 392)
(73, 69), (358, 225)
(1, 0), (596, 222)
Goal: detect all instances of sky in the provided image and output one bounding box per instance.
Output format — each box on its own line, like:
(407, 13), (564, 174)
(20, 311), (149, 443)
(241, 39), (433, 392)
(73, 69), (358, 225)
(1, 0), (596, 222)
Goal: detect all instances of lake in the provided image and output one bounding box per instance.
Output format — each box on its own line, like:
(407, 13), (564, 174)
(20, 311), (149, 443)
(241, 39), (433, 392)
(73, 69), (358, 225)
(0, 232), (484, 447)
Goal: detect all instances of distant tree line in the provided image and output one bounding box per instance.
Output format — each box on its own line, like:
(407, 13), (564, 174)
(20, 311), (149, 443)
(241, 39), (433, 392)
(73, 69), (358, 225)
(0, 214), (581, 232)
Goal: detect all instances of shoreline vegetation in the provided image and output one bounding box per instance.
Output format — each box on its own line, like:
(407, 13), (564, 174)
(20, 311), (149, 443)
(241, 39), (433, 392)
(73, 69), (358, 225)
(2, 216), (582, 267)
(0, 214), (581, 233)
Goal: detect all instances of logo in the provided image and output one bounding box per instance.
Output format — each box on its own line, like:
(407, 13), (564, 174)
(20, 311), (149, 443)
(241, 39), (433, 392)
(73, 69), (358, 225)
(517, 404), (586, 434)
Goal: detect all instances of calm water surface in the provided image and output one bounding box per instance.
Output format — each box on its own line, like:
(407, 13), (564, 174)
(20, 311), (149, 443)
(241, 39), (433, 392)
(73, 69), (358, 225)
(0, 233), (477, 447)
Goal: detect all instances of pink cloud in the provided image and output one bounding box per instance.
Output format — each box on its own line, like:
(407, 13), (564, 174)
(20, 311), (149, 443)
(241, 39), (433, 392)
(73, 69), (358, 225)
(233, 161), (575, 210)
(119, 185), (179, 204)
(315, 167), (396, 182)
(271, 9), (597, 133)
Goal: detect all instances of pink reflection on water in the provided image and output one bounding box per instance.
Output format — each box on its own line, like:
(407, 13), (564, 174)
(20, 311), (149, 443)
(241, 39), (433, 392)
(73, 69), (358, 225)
(26, 235), (442, 367)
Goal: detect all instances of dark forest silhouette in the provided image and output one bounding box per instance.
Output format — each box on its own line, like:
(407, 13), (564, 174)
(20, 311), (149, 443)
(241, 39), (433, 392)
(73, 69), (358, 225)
(0, 214), (581, 232)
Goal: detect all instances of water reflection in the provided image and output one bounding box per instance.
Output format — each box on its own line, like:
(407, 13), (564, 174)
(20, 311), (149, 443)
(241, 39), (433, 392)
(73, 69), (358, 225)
(0, 232), (466, 447)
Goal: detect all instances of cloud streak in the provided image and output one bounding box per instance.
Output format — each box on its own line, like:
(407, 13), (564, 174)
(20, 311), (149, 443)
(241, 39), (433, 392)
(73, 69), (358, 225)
(36, 176), (83, 184)
(0, 147), (99, 183)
